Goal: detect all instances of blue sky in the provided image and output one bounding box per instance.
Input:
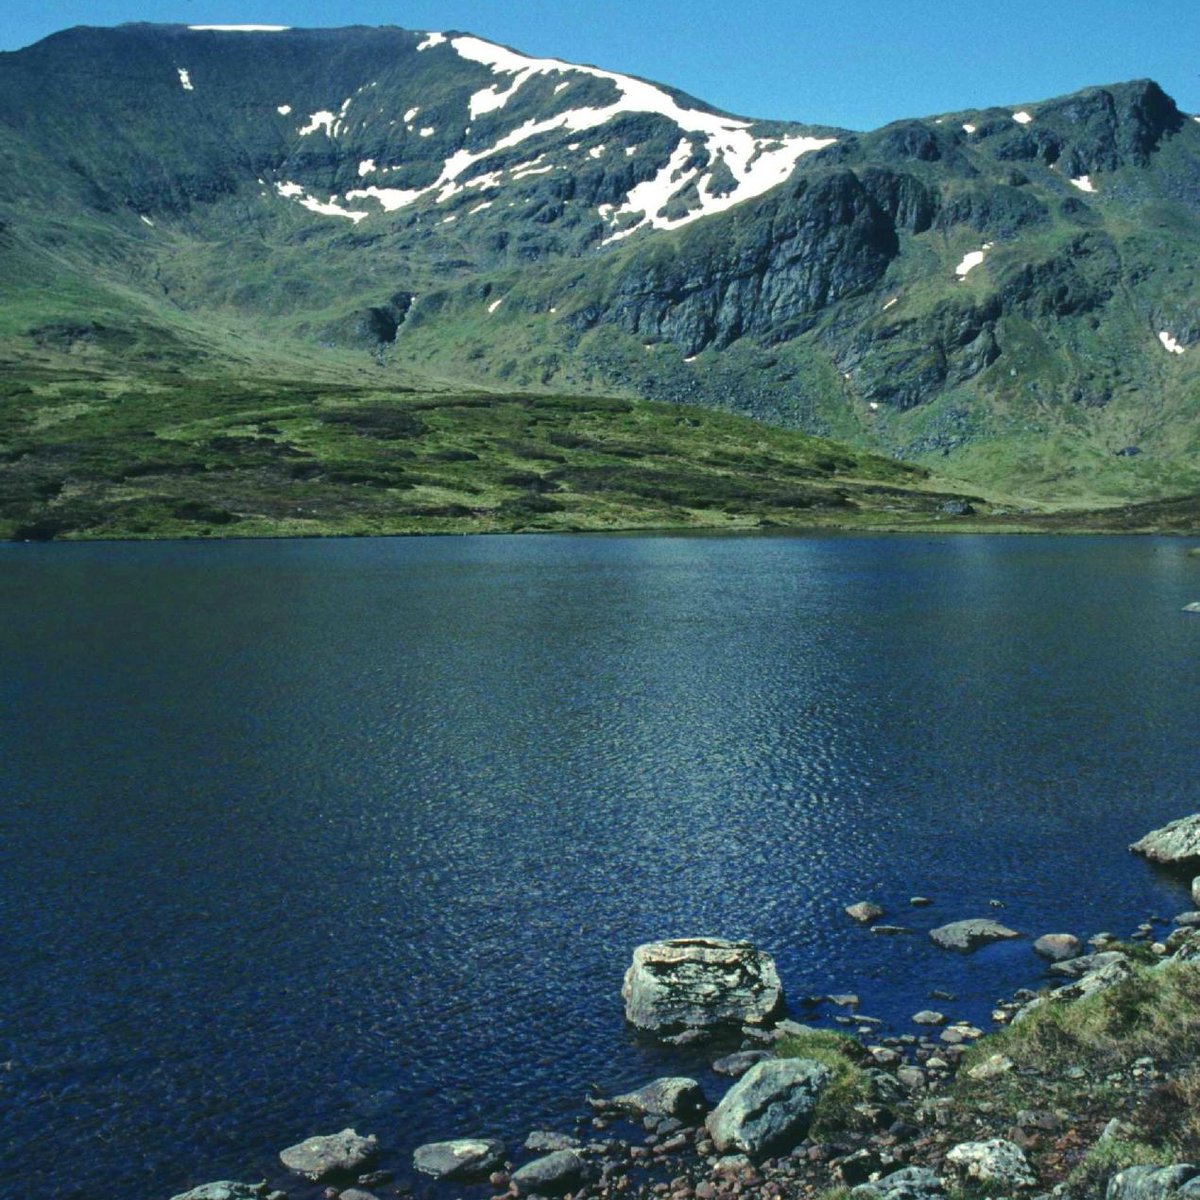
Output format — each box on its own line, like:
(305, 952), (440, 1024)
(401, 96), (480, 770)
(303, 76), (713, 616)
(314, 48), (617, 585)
(4, 1), (1198, 131)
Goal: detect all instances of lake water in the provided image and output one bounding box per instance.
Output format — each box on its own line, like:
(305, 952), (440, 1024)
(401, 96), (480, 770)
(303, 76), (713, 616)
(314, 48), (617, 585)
(1, 533), (1198, 1200)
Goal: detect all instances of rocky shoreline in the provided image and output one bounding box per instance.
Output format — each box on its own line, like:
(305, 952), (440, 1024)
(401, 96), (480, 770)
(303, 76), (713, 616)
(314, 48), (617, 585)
(171, 815), (1200, 1200)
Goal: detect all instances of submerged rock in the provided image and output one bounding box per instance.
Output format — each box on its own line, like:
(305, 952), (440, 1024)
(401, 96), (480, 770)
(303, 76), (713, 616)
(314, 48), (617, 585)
(1131, 815), (1200, 866)
(413, 1138), (505, 1180)
(169, 1185), (268, 1200)
(622, 937), (783, 1032)
(704, 1057), (830, 1157)
(945, 1138), (1036, 1188)
(279, 1129), (378, 1181)
(612, 1076), (708, 1121)
(510, 1149), (586, 1195)
(929, 919), (1020, 951)
(524, 1131), (581, 1152)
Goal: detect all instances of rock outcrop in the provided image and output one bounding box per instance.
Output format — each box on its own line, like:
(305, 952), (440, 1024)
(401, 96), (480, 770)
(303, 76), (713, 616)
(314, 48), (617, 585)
(1132, 815), (1200, 866)
(622, 937), (783, 1033)
(1107, 1164), (1200, 1200)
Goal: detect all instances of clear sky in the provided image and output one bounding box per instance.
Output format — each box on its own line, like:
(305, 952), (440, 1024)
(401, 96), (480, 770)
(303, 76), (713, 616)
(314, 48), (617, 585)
(4, 0), (1198, 131)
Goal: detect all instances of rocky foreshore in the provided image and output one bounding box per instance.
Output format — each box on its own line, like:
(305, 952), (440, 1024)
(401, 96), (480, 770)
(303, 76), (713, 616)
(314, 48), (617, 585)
(170, 816), (1200, 1200)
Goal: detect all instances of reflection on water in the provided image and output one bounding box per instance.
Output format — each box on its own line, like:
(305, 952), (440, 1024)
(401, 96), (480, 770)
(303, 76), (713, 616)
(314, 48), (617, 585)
(0, 533), (1197, 1199)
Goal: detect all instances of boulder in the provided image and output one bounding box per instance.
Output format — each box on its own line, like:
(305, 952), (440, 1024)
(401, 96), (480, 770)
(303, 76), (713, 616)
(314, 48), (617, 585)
(1034, 933), (1082, 961)
(612, 1076), (707, 1121)
(510, 1150), (586, 1196)
(170, 1186), (268, 1200)
(704, 1058), (830, 1157)
(945, 1138), (1036, 1189)
(1175, 912), (1200, 927)
(851, 1166), (945, 1200)
(967, 1054), (1015, 1081)
(845, 902), (885, 923)
(622, 937), (783, 1032)
(1107, 1164), (1200, 1200)
(1192, 877), (1200, 907)
(279, 1129), (378, 1181)
(1132, 815), (1200, 867)
(413, 1138), (505, 1180)
(929, 919), (1020, 951)
(712, 1050), (772, 1077)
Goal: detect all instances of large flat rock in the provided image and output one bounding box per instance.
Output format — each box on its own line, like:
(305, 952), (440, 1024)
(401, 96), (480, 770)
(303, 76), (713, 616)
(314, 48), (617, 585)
(622, 937), (783, 1033)
(1132, 815), (1200, 867)
(279, 1129), (378, 1181)
(413, 1138), (505, 1180)
(929, 919), (1020, 951)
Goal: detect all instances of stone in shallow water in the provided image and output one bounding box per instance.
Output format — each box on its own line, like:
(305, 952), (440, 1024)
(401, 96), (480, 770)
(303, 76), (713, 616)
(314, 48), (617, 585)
(510, 1149), (586, 1195)
(524, 1130), (581, 1152)
(845, 901), (884, 923)
(413, 1138), (506, 1180)
(169, 1185), (268, 1200)
(612, 1076), (708, 1121)
(712, 1050), (772, 1077)
(279, 1129), (378, 1181)
(929, 919), (1020, 951)
(622, 937), (783, 1033)
(1033, 932), (1082, 960)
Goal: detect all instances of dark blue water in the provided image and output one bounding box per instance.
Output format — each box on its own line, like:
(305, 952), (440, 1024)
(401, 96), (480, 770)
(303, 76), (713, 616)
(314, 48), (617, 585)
(1, 534), (1198, 1200)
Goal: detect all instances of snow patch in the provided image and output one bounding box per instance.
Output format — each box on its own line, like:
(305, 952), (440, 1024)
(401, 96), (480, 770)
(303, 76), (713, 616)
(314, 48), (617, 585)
(275, 181), (304, 198)
(625, 144), (638, 156)
(345, 185), (428, 211)
(139, 215), (154, 226)
(1159, 331), (1186, 355)
(442, 214), (456, 223)
(554, 81), (569, 93)
(882, 297), (898, 310)
(512, 164), (554, 179)
(417, 32), (446, 51)
(358, 159), (377, 177)
(299, 110), (336, 136)
(955, 248), (988, 278)
(177, 68), (194, 91)
(962, 123), (976, 134)
(1012, 110), (1033, 125)
(404, 107), (420, 122)
(299, 195), (368, 223)
(419, 127), (435, 137)
(487, 297), (504, 313)
(277, 104), (292, 115)
(588, 145), (606, 159)
(1070, 175), (1095, 193)
(468, 201), (494, 214)
(188, 24), (289, 31)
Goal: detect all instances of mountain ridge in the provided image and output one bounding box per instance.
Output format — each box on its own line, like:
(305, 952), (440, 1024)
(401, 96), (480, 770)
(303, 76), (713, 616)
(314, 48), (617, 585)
(0, 23), (1197, 534)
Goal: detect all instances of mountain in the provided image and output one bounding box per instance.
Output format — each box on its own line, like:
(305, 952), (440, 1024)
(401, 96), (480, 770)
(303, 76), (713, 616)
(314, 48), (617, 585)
(0, 23), (1198, 537)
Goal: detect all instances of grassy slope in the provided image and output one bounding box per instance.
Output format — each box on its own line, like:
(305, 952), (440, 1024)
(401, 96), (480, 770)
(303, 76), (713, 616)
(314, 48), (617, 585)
(1, 350), (990, 541)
